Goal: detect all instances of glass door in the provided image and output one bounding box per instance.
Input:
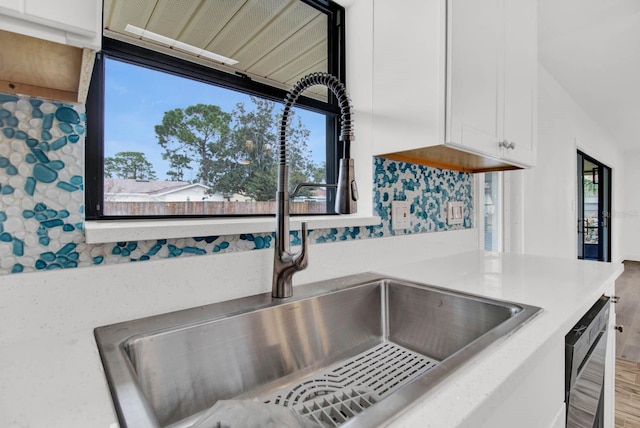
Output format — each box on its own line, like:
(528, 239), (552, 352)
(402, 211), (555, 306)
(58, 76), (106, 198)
(577, 151), (611, 262)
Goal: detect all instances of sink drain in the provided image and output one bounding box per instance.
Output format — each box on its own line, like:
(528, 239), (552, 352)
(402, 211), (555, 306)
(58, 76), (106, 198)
(262, 342), (440, 427)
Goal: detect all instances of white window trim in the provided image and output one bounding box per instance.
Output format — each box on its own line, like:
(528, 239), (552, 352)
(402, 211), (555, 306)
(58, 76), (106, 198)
(84, 215), (381, 244)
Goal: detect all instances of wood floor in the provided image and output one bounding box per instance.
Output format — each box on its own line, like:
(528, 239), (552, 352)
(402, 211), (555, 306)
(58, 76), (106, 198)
(616, 261), (640, 428)
(616, 358), (640, 427)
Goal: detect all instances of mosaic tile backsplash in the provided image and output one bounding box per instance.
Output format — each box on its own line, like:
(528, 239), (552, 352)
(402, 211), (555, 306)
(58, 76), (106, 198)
(0, 93), (472, 275)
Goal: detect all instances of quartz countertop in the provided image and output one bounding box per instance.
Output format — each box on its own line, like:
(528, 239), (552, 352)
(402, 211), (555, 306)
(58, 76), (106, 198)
(0, 250), (623, 427)
(374, 251), (623, 427)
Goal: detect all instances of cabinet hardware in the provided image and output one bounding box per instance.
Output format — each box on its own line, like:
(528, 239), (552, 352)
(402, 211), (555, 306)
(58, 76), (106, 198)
(615, 325), (624, 333)
(498, 141), (516, 150)
(611, 296), (621, 303)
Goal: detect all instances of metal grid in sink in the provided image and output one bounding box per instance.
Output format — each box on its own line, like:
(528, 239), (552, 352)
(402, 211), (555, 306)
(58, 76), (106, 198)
(262, 342), (440, 427)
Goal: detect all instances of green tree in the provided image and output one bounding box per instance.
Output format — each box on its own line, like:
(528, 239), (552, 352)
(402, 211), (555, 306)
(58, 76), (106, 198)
(584, 177), (598, 197)
(208, 97), (278, 200)
(284, 115), (318, 198)
(104, 151), (157, 180)
(155, 104), (232, 183)
(312, 162), (326, 183)
(158, 97), (319, 201)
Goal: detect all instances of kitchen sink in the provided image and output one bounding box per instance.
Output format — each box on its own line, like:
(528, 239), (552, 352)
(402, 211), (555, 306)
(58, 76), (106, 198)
(94, 273), (541, 428)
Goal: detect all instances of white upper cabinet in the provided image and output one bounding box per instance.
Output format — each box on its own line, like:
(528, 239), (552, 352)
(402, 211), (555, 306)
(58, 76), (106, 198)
(447, 0), (503, 159)
(373, 0), (537, 172)
(372, 0), (446, 157)
(502, 0), (537, 166)
(0, 0), (101, 103)
(0, 0), (101, 51)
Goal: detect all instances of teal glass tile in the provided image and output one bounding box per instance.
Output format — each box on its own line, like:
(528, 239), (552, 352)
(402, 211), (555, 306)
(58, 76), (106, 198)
(50, 137), (67, 150)
(32, 164), (58, 183)
(54, 106), (80, 124)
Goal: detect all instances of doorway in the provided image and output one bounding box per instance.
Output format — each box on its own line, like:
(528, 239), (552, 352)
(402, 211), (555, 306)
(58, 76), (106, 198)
(577, 151), (611, 262)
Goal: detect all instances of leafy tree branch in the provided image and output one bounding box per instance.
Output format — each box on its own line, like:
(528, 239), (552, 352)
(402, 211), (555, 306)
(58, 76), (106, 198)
(105, 151), (157, 180)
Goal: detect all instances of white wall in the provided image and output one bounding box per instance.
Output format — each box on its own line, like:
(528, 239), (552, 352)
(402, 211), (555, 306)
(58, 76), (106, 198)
(622, 151), (640, 261)
(344, 0), (374, 215)
(508, 64), (625, 261)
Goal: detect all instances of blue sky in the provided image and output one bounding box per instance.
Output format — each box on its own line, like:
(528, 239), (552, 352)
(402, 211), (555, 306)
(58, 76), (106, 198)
(104, 58), (326, 181)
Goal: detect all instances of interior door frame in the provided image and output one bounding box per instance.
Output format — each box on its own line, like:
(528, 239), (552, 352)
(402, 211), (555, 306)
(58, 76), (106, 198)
(577, 150), (612, 262)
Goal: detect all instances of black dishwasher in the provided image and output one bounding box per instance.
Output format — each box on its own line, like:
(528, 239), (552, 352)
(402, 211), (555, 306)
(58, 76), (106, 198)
(565, 295), (610, 428)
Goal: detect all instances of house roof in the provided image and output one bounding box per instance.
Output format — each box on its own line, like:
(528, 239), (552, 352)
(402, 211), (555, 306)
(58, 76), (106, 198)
(104, 178), (210, 195)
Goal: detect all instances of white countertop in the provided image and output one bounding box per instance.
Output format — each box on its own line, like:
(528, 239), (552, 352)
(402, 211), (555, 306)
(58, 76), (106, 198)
(0, 250), (623, 427)
(374, 251), (623, 427)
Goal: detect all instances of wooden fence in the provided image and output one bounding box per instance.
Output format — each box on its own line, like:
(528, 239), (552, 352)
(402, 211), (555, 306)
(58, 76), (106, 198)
(104, 201), (328, 216)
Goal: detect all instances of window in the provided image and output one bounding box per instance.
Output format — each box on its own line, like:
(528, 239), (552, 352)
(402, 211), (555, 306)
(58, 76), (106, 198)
(483, 172), (502, 251)
(86, 0), (345, 219)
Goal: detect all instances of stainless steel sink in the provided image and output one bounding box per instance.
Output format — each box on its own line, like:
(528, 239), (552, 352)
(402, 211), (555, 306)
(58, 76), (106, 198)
(94, 273), (541, 428)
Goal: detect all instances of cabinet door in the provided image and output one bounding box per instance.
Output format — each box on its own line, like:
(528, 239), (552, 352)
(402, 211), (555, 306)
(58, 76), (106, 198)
(447, 0), (503, 158)
(23, 0), (98, 37)
(0, 0), (21, 13)
(372, 0), (446, 156)
(0, 0), (101, 50)
(25, 0), (101, 49)
(502, 0), (536, 166)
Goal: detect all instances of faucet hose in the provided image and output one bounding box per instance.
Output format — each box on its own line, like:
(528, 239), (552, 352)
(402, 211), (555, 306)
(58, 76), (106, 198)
(278, 72), (354, 189)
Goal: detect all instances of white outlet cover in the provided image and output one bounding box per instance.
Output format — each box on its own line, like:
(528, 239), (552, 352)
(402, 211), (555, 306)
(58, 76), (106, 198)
(447, 201), (464, 225)
(392, 201), (411, 230)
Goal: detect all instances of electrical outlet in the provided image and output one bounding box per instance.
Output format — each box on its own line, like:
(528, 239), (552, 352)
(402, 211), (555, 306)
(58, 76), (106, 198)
(392, 201), (411, 230)
(447, 201), (464, 225)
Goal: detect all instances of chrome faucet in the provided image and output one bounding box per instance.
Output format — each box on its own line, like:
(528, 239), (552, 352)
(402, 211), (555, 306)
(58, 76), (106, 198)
(272, 72), (357, 298)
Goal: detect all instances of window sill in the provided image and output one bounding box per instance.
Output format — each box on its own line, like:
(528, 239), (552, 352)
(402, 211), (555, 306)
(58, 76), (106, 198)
(84, 215), (382, 244)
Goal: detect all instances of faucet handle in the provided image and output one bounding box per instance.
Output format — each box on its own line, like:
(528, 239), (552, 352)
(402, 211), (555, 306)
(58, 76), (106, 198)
(295, 222), (309, 270)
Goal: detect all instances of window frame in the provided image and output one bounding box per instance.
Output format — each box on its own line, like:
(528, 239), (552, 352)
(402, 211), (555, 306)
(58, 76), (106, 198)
(480, 171), (504, 252)
(85, 0), (346, 220)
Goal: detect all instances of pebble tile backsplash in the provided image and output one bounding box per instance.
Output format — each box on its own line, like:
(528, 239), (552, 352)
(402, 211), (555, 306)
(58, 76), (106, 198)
(0, 93), (472, 275)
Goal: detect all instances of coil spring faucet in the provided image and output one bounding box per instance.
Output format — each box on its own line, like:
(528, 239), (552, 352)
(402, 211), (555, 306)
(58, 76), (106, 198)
(272, 72), (358, 298)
